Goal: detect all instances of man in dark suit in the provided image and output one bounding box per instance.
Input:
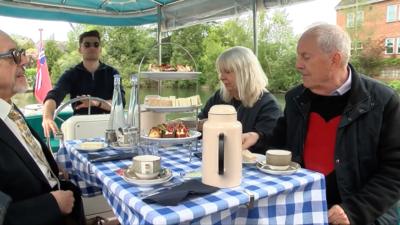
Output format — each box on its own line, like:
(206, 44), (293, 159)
(0, 30), (85, 225)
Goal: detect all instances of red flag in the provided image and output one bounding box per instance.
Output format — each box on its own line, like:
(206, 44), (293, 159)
(34, 41), (52, 103)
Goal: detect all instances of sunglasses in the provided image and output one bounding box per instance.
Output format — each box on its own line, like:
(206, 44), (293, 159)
(83, 42), (100, 48)
(0, 48), (26, 64)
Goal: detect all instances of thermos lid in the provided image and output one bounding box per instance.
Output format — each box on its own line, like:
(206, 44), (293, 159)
(208, 105), (236, 115)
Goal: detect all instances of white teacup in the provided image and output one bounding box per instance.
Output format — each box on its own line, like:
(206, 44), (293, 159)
(266, 149), (292, 171)
(132, 155), (161, 179)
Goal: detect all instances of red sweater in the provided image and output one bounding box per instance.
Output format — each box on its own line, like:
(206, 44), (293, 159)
(303, 90), (350, 207)
(304, 112), (341, 176)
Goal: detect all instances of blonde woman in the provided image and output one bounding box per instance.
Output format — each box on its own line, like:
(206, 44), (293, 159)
(198, 46), (282, 152)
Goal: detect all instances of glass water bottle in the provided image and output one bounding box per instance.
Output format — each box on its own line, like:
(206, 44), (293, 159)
(127, 74), (139, 128)
(108, 74), (126, 131)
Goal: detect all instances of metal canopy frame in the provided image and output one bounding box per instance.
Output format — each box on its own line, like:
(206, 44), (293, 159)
(0, 0), (312, 57)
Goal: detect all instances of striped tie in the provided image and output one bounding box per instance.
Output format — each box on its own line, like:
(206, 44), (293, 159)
(8, 105), (55, 176)
(8, 105), (60, 189)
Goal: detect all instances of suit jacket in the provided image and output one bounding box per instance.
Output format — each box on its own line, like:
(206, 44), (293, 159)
(0, 191), (11, 225)
(0, 108), (64, 225)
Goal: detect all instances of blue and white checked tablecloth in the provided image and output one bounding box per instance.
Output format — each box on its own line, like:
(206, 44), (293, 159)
(57, 139), (328, 225)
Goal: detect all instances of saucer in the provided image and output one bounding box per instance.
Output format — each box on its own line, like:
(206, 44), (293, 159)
(256, 161), (300, 175)
(122, 168), (173, 186)
(243, 153), (265, 164)
(74, 141), (107, 151)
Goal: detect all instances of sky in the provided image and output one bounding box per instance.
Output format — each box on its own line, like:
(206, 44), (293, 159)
(285, 0), (341, 34)
(0, 0), (341, 42)
(1, 16), (73, 42)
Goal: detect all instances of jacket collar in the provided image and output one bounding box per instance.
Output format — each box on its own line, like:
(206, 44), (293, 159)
(340, 64), (372, 126)
(344, 64), (371, 111)
(76, 61), (106, 73)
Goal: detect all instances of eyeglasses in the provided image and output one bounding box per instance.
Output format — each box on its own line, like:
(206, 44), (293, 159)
(0, 49), (26, 64)
(83, 42), (100, 48)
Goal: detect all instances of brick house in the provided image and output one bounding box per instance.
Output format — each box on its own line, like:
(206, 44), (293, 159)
(336, 0), (400, 78)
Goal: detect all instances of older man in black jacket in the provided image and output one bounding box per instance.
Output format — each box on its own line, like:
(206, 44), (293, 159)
(255, 24), (400, 225)
(0, 30), (85, 225)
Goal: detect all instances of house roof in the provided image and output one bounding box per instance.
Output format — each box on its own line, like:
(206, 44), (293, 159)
(335, 0), (385, 10)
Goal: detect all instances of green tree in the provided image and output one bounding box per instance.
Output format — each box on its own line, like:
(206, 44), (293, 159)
(65, 25), (85, 52)
(50, 51), (81, 83)
(169, 24), (210, 88)
(387, 80), (400, 93)
(199, 19), (253, 89)
(47, 26), (83, 84)
(11, 34), (35, 50)
(258, 10), (300, 92)
(350, 39), (385, 77)
(199, 27), (226, 89)
(45, 40), (63, 76)
(25, 68), (37, 87)
(101, 26), (155, 86)
(170, 25), (209, 67)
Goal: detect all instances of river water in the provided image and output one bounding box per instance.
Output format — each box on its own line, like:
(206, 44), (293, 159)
(12, 87), (285, 112)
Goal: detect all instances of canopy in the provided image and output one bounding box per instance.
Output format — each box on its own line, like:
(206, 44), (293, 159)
(0, 0), (311, 30)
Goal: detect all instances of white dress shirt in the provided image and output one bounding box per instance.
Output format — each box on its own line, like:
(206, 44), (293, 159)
(331, 67), (352, 96)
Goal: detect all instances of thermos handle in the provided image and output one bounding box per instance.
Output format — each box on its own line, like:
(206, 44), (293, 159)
(218, 133), (224, 175)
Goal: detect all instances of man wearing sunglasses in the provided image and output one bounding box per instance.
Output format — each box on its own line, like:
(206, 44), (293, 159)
(0, 30), (85, 225)
(42, 30), (125, 138)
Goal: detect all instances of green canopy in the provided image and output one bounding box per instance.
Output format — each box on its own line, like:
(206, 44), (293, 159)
(0, 0), (311, 30)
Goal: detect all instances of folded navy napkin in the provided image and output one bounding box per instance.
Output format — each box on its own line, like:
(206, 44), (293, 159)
(87, 152), (138, 162)
(142, 179), (219, 206)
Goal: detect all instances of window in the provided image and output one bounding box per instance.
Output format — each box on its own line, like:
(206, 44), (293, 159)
(346, 12), (355, 27)
(399, 7), (400, 21)
(351, 41), (363, 53)
(351, 40), (364, 54)
(397, 38), (400, 54)
(355, 41), (363, 50)
(387, 5), (397, 22)
(385, 38), (395, 54)
(346, 11), (364, 27)
(356, 11), (364, 25)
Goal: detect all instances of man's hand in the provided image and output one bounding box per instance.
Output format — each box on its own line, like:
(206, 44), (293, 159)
(242, 132), (259, 150)
(42, 117), (59, 138)
(42, 99), (58, 138)
(50, 190), (75, 215)
(328, 204), (350, 225)
(75, 95), (100, 110)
